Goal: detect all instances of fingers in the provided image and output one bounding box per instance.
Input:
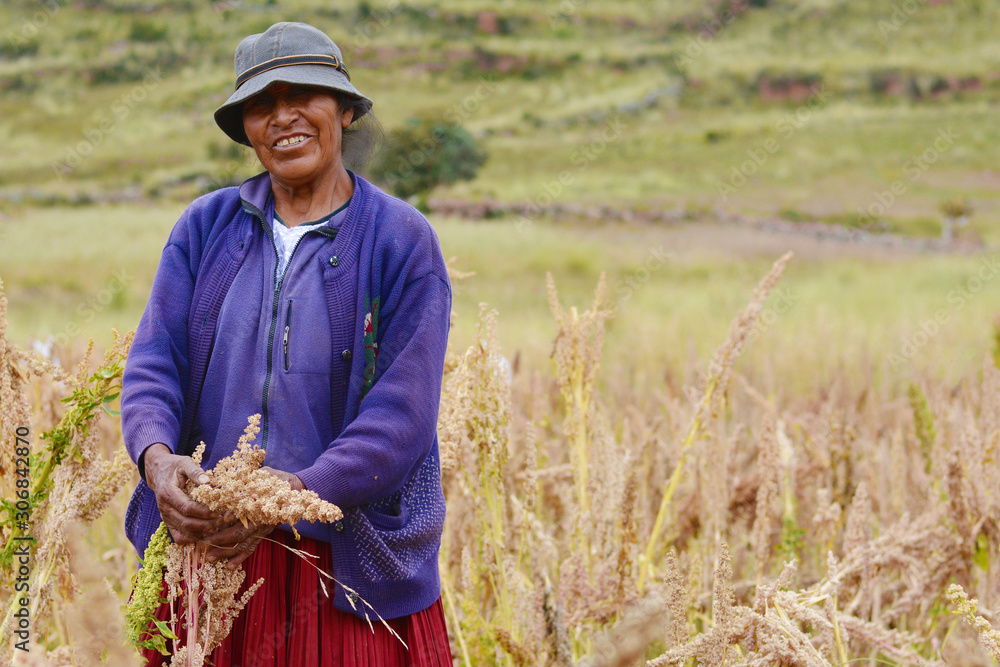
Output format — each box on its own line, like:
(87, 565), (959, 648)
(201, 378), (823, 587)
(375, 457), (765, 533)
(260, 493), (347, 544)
(171, 460), (215, 519)
(177, 458), (211, 487)
(162, 483), (218, 521)
(157, 477), (219, 534)
(148, 452), (218, 526)
(203, 523), (275, 565)
(155, 472), (225, 544)
(203, 522), (259, 550)
(224, 537), (262, 569)
(158, 500), (227, 544)
(146, 448), (207, 493)
(260, 466), (305, 491)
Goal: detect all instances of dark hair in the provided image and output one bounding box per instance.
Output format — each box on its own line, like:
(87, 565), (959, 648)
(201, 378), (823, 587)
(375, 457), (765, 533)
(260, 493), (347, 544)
(337, 93), (383, 172)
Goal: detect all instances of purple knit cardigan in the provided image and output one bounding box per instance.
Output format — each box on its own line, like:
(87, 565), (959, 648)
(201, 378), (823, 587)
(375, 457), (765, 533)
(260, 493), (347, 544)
(121, 171), (451, 620)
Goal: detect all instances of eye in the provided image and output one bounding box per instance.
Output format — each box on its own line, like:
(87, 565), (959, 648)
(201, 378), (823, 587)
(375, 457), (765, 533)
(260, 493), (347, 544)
(246, 94), (272, 110)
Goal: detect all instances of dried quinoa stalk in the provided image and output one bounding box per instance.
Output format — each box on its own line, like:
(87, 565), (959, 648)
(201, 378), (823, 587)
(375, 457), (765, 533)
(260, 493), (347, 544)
(134, 414), (344, 665)
(188, 414), (343, 537)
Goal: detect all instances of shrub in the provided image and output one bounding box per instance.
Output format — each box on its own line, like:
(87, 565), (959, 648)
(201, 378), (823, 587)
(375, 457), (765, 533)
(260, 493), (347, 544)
(128, 19), (168, 43)
(0, 38), (40, 60)
(368, 117), (488, 201)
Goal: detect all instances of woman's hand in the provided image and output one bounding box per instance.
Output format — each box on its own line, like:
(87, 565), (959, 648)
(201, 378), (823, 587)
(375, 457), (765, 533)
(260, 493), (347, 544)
(200, 467), (306, 568)
(143, 443), (226, 545)
(202, 521), (275, 569)
(260, 466), (306, 491)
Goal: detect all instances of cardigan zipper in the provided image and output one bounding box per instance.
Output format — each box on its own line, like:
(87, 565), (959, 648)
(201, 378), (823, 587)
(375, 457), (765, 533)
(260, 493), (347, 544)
(242, 195), (340, 450)
(260, 233), (281, 450)
(258, 220), (332, 449)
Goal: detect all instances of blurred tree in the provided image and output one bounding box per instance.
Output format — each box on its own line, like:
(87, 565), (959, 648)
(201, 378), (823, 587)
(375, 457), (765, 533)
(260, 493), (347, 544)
(129, 19), (168, 43)
(368, 117), (488, 206)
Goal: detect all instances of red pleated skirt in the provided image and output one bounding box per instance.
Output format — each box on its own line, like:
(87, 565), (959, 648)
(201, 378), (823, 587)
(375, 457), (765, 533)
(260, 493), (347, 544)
(142, 530), (454, 666)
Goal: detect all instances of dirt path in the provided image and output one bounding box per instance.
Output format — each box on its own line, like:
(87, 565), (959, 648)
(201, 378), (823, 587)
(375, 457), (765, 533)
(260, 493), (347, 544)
(428, 197), (988, 255)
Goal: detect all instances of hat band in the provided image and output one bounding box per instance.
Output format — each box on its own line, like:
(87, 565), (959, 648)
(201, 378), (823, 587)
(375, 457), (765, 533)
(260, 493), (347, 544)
(235, 53), (351, 90)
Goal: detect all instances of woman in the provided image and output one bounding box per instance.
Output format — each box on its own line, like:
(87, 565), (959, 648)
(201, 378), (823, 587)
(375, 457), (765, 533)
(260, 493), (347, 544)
(122, 21), (453, 665)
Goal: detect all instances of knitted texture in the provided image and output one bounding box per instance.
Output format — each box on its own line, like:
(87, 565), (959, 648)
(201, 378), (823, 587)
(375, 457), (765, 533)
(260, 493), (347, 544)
(122, 171), (452, 620)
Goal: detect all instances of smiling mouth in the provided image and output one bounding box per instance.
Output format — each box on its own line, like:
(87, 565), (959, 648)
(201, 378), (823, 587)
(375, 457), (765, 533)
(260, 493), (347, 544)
(275, 135), (309, 148)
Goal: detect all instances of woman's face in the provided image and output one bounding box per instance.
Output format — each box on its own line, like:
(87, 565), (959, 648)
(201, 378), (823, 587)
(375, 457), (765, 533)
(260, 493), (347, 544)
(242, 82), (354, 189)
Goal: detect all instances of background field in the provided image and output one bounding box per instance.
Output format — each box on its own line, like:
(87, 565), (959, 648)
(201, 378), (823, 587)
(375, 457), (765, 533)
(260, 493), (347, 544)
(4, 0), (1000, 665)
(3, 0), (1000, 370)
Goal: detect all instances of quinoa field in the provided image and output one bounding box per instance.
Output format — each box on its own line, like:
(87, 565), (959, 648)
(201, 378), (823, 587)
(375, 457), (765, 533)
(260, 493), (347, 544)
(4, 0), (1000, 665)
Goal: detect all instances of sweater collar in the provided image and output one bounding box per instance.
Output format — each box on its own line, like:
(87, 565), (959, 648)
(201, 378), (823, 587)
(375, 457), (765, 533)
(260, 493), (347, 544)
(238, 170), (372, 272)
(239, 170), (272, 212)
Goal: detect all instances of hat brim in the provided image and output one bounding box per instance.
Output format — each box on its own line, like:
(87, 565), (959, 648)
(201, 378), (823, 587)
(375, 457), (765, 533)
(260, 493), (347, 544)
(214, 64), (373, 146)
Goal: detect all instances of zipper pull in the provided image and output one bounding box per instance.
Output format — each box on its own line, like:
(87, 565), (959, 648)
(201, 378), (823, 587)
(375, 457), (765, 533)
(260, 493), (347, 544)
(283, 300), (293, 371)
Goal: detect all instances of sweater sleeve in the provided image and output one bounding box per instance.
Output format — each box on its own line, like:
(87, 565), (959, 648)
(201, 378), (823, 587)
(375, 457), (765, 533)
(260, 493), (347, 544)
(296, 272), (451, 508)
(121, 239), (195, 480)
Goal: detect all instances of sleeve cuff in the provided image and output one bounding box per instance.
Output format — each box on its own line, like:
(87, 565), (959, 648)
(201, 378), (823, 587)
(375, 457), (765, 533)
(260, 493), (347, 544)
(125, 420), (177, 481)
(295, 462), (355, 509)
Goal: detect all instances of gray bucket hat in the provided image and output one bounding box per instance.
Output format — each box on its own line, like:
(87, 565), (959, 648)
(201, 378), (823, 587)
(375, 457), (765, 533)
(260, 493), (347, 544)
(214, 22), (373, 146)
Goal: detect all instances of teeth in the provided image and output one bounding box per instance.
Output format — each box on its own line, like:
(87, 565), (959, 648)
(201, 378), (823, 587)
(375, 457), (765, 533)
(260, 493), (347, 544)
(277, 135), (306, 147)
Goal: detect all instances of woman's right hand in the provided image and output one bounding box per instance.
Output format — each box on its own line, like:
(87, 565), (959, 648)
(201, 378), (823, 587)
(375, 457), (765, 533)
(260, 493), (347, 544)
(143, 443), (228, 544)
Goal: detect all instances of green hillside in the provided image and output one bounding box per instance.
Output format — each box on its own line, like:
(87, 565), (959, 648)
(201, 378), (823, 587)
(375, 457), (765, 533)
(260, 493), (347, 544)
(4, 0), (1000, 374)
(1, 0), (999, 234)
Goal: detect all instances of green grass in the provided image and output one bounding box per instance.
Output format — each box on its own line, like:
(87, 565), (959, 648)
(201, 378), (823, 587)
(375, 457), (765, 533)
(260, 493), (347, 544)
(1, 0), (1000, 234)
(4, 205), (1000, 400)
(3, 1), (1000, 399)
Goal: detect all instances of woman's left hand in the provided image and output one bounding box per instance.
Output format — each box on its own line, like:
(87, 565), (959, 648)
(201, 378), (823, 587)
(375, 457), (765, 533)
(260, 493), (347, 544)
(200, 466), (306, 568)
(202, 521), (275, 568)
(260, 466), (307, 492)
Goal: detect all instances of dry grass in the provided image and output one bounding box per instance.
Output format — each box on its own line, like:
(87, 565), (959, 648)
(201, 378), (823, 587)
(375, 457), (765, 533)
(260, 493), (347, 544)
(133, 416), (344, 665)
(6, 253), (1000, 663)
(0, 283), (133, 665)
(438, 252), (1000, 665)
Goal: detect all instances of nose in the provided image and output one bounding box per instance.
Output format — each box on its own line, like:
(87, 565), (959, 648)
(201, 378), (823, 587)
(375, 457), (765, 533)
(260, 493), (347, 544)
(272, 95), (300, 126)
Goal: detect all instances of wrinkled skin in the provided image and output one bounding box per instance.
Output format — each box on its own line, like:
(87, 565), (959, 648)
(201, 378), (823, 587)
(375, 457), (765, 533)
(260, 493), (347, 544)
(143, 444), (304, 568)
(242, 82), (354, 226)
